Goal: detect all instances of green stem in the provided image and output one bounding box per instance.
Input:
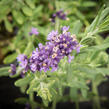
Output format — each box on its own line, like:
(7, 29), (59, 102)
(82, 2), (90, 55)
(29, 92), (34, 101)
(52, 97), (57, 109)
(55, 18), (59, 31)
(29, 92), (34, 109)
(92, 81), (101, 109)
(75, 100), (79, 109)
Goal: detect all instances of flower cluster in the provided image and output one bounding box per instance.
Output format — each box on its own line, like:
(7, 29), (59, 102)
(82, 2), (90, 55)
(10, 26), (81, 77)
(51, 10), (67, 23)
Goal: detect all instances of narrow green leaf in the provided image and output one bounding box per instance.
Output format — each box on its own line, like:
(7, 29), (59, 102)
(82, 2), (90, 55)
(90, 51), (100, 62)
(15, 97), (29, 104)
(81, 88), (87, 98)
(0, 5), (10, 17)
(4, 19), (12, 32)
(3, 52), (18, 64)
(0, 67), (10, 77)
(70, 88), (78, 100)
(33, 5), (43, 15)
(99, 16), (109, 28)
(81, 36), (94, 44)
(25, 0), (35, 9)
(72, 20), (82, 35)
(24, 42), (34, 56)
(22, 6), (33, 16)
(15, 74), (34, 87)
(81, 1), (96, 7)
(86, 6), (105, 33)
(98, 7), (109, 25)
(99, 16), (109, 32)
(27, 79), (39, 94)
(12, 10), (24, 24)
(75, 9), (85, 20)
(86, 42), (109, 51)
(94, 74), (106, 86)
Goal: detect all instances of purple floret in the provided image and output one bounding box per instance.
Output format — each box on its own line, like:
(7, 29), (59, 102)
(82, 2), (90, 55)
(51, 10), (67, 23)
(10, 64), (16, 76)
(17, 54), (29, 77)
(29, 27), (39, 36)
(56, 10), (67, 20)
(68, 55), (74, 63)
(47, 30), (58, 40)
(76, 45), (83, 53)
(17, 54), (28, 69)
(61, 26), (69, 33)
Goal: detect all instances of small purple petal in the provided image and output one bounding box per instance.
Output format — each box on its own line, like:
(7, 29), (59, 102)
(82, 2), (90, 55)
(76, 45), (83, 53)
(17, 54), (26, 62)
(51, 10), (67, 23)
(47, 30), (58, 40)
(51, 18), (55, 23)
(51, 67), (58, 72)
(56, 10), (63, 16)
(20, 71), (25, 78)
(52, 13), (56, 18)
(29, 27), (39, 36)
(58, 13), (67, 20)
(10, 64), (16, 76)
(38, 43), (43, 49)
(68, 55), (74, 63)
(61, 26), (69, 33)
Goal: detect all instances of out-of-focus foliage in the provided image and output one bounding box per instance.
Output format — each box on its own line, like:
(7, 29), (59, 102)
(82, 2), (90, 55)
(0, 0), (54, 64)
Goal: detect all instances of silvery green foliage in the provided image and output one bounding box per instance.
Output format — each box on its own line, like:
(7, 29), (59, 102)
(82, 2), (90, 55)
(0, 2), (109, 109)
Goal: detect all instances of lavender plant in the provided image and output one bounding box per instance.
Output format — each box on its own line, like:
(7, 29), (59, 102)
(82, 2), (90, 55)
(11, 26), (81, 77)
(0, 2), (109, 109)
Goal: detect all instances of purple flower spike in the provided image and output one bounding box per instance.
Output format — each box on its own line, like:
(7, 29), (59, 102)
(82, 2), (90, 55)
(29, 27), (39, 36)
(15, 26), (80, 73)
(68, 55), (74, 63)
(10, 64), (16, 76)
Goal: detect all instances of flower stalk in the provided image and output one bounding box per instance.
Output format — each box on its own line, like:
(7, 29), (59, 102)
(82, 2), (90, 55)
(92, 81), (101, 109)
